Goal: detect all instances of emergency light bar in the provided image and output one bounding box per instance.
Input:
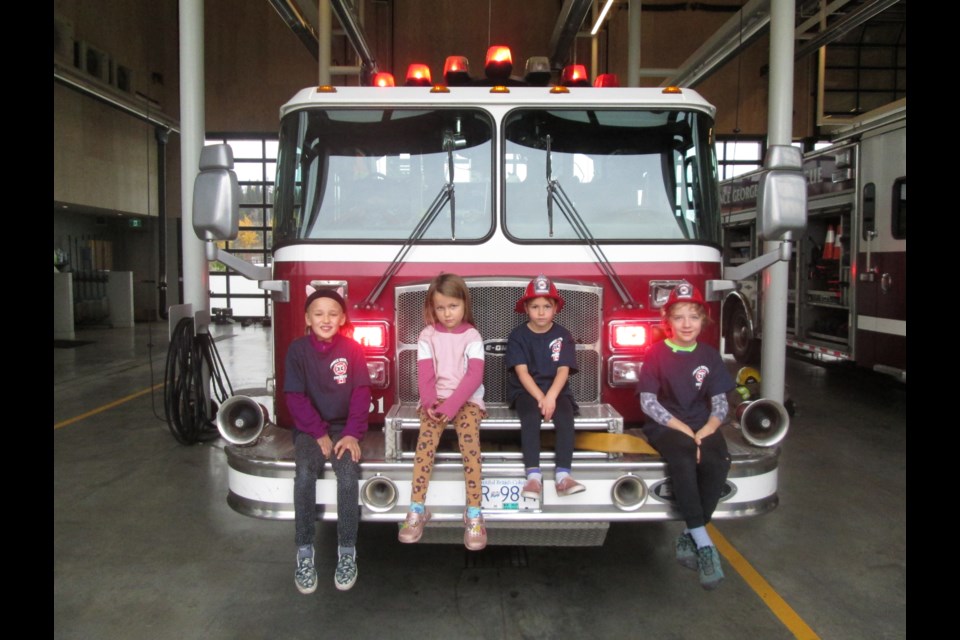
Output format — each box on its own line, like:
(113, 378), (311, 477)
(561, 65), (590, 87)
(594, 73), (620, 88)
(444, 56), (471, 85)
(405, 64), (432, 86)
(372, 72), (395, 87)
(485, 46), (513, 81)
(524, 56), (551, 86)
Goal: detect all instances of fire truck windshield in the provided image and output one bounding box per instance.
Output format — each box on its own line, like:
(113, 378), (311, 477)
(273, 108), (495, 245)
(504, 108), (720, 243)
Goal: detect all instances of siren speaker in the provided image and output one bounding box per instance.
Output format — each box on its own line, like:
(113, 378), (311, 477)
(736, 398), (790, 447)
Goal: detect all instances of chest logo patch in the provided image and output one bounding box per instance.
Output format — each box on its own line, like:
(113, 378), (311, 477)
(331, 357), (349, 384)
(692, 365), (709, 389)
(549, 337), (563, 362)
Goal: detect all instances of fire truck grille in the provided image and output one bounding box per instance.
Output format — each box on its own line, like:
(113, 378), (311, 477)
(395, 279), (602, 405)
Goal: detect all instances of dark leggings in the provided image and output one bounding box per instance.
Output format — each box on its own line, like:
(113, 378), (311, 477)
(515, 393), (575, 470)
(646, 428), (731, 529)
(293, 428), (360, 548)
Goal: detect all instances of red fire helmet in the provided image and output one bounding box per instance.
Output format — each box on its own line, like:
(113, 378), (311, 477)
(515, 275), (565, 313)
(664, 281), (705, 312)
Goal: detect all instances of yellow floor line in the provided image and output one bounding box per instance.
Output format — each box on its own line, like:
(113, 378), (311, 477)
(54, 383), (164, 430)
(708, 524), (821, 639)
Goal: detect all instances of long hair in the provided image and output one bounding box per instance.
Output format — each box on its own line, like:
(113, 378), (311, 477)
(423, 273), (475, 326)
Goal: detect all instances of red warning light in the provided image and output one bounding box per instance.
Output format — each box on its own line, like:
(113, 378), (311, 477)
(405, 63), (432, 86)
(443, 56), (471, 85)
(372, 72), (395, 87)
(485, 46), (513, 81)
(560, 64), (589, 87)
(594, 73), (620, 88)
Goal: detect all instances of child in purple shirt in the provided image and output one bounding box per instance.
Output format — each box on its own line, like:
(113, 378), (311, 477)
(285, 288), (371, 593)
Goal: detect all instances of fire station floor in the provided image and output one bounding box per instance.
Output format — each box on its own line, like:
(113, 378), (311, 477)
(54, 321), (906, 640)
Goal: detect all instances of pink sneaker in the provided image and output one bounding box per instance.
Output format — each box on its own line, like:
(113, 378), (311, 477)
(398, 509), (431, 543)
(521, 477), (542, 500)
(463, 511), (487, 551)
(555, 476), (586, 497)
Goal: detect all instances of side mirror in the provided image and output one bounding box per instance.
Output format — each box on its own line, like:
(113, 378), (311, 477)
(192, 144), (240, 242)
(757, 145), (807, 241)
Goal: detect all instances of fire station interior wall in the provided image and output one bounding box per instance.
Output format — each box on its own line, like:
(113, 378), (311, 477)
(53, 208), (177, 322)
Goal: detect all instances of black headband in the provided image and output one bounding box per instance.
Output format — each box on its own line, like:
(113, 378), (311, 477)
(304, 288), (346, 312)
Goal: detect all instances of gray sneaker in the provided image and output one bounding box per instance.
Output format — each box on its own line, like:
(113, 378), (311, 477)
(295, 556), (318, 594)
(676, 532), (698, 571)
(334, 553), (358, 591)
(697, 545), (725, 590)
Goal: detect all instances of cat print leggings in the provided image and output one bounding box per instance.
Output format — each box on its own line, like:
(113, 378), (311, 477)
(410, 402), (484, 508)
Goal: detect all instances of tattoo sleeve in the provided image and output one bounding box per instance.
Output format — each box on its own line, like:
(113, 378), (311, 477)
(710, 393), (729, 422)
(640, 392), (674, 427)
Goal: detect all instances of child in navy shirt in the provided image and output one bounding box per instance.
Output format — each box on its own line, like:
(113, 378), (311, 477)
(285, 288), (371, 593)
(506, 275), (585, 500)
(636, 281), (735, 590)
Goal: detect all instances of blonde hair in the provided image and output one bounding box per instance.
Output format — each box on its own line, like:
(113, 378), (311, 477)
(423, 273), (475, 326)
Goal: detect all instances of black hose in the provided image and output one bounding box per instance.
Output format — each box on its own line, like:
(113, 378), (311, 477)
(163, 317), (234, 444)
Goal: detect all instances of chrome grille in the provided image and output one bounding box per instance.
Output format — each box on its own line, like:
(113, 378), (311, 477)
(395, 278), (602, 405)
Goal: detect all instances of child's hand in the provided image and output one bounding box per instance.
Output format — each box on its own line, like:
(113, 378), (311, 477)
(316, 434), (333, 457)
(539, 395), (557, 421)
(427, 406), (448, 423)
(334, 435), (361, 461)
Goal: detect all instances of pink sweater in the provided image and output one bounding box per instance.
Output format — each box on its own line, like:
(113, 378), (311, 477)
(417, 322), (485, 415)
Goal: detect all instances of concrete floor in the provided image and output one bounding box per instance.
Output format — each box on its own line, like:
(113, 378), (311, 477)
(54, 322), (905, 639)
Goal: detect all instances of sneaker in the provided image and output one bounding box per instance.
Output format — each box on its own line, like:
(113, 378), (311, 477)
(463, 511), (487, 551)
(521, 477), (542, 500)
(676, 532), (698, 571)
(555, 476), (586, 497)
(697, 545), (725, 590)
(398, 509), (431, 544)
(294, 556), (318, 595)
(334, 554), (358, 591)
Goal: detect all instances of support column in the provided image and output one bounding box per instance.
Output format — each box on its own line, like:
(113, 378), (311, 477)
(760, 0), (796, 403)
(628, 0), (641, 87)
(179, 0), (209, 324)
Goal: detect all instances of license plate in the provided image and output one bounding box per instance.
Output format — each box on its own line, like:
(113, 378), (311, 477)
(481, 477), (539, 511)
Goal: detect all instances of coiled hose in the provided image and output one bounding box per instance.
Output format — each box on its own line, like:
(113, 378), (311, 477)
(163, 317), (233, 444)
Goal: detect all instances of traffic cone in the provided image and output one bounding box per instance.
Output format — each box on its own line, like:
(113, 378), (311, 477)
(833, 220), (843, 260)
(823, 225), (835, 260)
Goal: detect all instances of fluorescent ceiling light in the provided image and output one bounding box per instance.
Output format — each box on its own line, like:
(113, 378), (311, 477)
(591, 0), (615, 36)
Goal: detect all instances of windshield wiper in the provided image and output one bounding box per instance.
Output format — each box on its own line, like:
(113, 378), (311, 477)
(358, 132), (459, 309)
(545, 135), (639, 309)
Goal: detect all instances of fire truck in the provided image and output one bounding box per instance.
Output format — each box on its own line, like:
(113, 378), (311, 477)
(194, 50), (788, 545)
(718, 101), (905, 382)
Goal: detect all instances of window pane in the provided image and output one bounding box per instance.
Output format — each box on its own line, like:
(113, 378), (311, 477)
(210, 274), (228, 294)
(891, 178), (906, 239)
(229, 275), (262, 295)
(265, 140), (279, 159)
(239, 185), (266, 205)
(729, 164), (760, 178)
(239, 208), (265, 227)
(231, 297), (266, 317)
(731, 142), (762, 161)
(225, 140), (263, 160)
(233, 162), (264, 182)
(273, 108), (494, 242)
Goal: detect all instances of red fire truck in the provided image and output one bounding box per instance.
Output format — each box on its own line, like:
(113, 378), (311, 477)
(196, 51), (787, 545)
(719, 101), (905, 382)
